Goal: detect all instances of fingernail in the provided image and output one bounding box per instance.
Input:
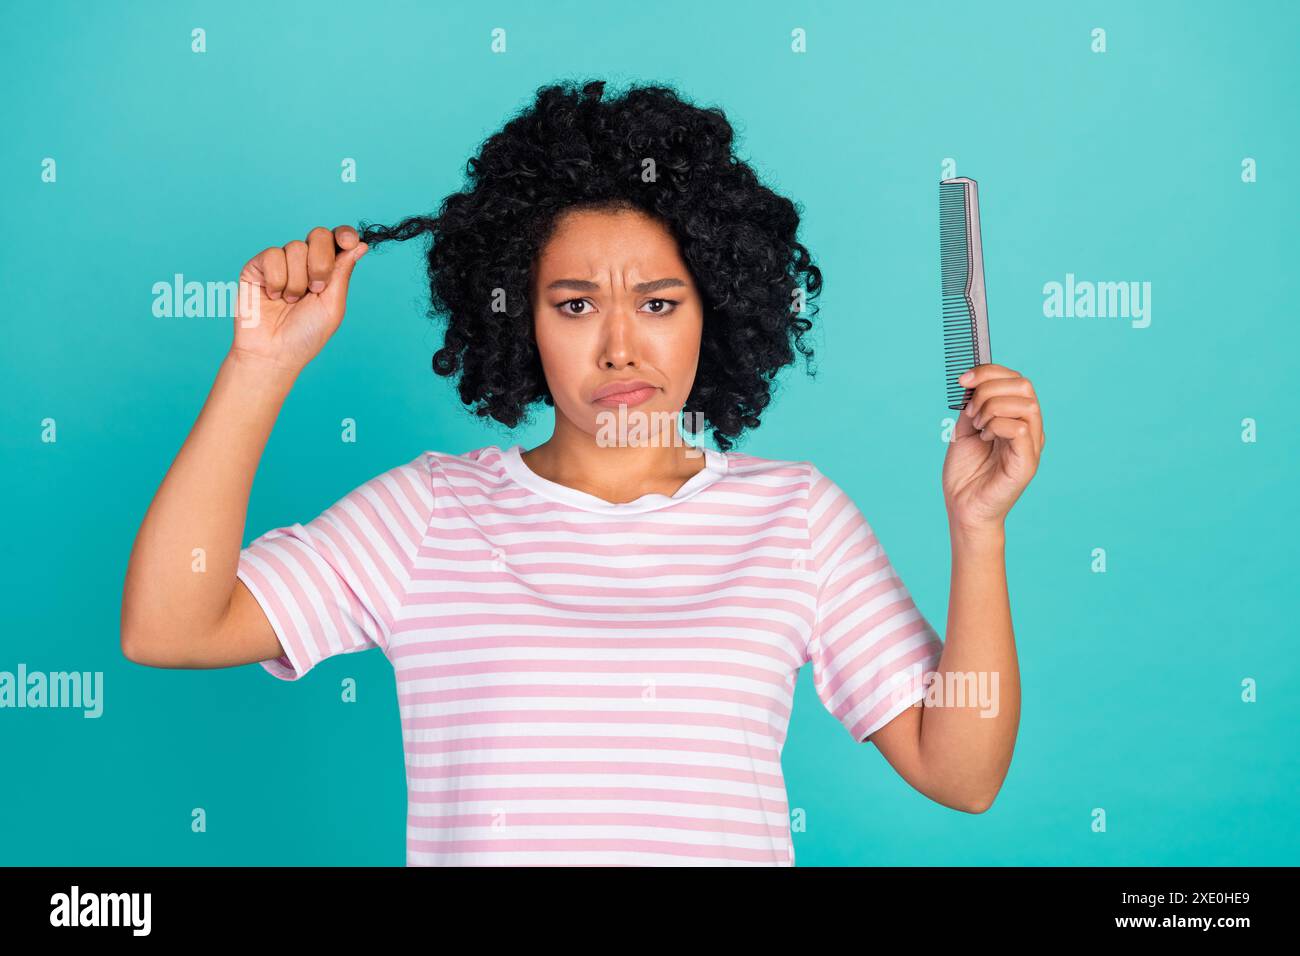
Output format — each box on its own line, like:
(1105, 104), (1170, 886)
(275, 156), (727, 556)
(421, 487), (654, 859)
(309, 280), (325, 293)
(958, 370), (973, 384)
(284, 295), (299, 303)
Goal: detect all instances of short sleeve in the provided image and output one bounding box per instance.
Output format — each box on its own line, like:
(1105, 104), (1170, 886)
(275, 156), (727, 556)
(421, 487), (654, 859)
(236, 454), (436, 681)
(804, 463), (945, 742)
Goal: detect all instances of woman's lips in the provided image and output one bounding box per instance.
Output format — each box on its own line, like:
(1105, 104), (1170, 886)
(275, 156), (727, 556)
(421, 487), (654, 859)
(592, 386), (658, 407)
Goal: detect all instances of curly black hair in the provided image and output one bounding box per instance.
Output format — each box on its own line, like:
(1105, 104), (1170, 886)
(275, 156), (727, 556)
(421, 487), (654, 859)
(357, 78), (822, 452)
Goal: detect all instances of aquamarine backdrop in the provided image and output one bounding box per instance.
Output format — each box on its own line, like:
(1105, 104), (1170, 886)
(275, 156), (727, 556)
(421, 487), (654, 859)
(2, 0), (1295, 865)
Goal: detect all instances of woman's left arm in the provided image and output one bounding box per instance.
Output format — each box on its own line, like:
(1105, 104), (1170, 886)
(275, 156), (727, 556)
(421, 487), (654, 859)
(869, 363), (1045, 814)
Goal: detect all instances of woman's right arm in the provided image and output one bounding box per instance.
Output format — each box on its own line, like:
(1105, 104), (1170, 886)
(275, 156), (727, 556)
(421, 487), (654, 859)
(120, 225), (368, 669)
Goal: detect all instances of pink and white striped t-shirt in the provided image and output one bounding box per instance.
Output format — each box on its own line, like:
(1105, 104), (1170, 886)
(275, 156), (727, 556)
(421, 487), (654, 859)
(236, 443), (944, 866)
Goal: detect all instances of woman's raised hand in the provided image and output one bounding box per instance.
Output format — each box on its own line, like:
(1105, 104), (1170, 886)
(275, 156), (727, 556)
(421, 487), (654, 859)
(231, 225), (369, 376)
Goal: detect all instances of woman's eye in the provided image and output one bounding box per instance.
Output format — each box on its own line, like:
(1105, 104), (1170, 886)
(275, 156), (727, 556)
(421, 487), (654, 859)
(642, 298), (678, 315)
(559, 298), (591, 316)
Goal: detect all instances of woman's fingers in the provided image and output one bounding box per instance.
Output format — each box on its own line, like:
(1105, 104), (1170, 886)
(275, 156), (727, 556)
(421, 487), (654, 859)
(282, 240), (309, 302)
(254, 246), (287, 300)
(333, 224), (360, 251)
(971, 395), (1043, 452)
(963, 372), (1037, 420)
(971, 394), (1036, 426)
(239, 225), (364, 306)
(306, 227), (336, 293)
(955, 364), (1044, 455)
(976, 415), (1039, 467)
(959, 362), (1020, 386)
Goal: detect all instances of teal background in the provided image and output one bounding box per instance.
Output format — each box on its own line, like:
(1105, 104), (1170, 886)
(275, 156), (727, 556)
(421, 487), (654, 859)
(2, 0), (1295, 866)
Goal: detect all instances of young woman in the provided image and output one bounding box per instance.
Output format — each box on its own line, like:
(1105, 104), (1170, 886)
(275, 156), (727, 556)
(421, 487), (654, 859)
(121, 79), (1043, 866)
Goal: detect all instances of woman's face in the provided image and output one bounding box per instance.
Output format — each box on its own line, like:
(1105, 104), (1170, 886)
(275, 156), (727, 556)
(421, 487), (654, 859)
(530, 206), (704, 446)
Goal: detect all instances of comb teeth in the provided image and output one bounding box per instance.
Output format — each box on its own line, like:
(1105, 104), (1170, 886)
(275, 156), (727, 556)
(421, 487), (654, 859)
(940, 177), (992, 410)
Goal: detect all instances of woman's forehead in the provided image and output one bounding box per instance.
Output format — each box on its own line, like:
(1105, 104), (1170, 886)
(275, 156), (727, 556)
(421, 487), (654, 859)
(535, 208), (686, 277)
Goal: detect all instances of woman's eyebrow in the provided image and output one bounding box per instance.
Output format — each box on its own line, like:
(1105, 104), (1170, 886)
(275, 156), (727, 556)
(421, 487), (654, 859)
(545, 277), (688, 294)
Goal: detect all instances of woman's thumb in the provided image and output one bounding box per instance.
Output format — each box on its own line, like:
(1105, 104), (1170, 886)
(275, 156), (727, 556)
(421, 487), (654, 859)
(322, 241), (368, 308)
